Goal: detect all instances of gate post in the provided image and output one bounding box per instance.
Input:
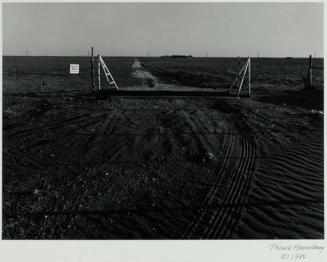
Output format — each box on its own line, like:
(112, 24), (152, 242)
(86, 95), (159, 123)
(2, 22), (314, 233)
(308, 55), (312, 87)
(97, 55), (101, 91)
(91, 47), (95, 92)
(248, 57), (251, 96)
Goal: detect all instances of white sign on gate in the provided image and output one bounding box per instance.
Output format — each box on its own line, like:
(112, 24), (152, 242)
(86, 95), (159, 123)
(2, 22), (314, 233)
(70, 64), (79, 74)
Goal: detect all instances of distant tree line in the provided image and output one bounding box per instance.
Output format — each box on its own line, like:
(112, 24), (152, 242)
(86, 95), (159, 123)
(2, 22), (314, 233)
(161, 55), (193, 58)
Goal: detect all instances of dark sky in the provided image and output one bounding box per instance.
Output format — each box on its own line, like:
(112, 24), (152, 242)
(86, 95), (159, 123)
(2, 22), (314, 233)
(2, 2), (324, 57)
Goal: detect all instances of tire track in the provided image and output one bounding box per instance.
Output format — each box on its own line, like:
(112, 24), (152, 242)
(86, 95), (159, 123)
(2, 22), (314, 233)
(204, 133), (255, 239)
(217, 134), (256, 238)
(182, 131), (235, 238)
(182, 99), (256, 239)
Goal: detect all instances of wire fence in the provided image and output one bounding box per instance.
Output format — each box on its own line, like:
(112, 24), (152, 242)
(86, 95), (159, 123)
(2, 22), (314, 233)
(3, 56), (324, 95)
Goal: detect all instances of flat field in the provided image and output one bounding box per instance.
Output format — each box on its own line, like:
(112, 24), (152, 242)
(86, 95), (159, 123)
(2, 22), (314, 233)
(2, 56), (324, 239)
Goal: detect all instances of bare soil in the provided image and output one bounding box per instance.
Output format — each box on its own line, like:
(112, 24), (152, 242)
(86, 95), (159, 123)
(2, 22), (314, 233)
(2, 56), (324, 239)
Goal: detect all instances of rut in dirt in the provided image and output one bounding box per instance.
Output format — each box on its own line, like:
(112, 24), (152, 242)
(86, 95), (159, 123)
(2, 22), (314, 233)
(183, 101), (256, 239)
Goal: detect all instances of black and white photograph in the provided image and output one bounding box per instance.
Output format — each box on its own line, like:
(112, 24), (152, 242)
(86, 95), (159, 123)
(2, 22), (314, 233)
(1, 0), (325, 247)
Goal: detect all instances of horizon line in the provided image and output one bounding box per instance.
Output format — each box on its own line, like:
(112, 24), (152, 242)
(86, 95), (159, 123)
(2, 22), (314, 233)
(2, 55), (324, 59)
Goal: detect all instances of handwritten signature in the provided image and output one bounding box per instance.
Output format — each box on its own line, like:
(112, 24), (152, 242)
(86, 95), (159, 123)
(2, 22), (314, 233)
(268, 242), (324, 260)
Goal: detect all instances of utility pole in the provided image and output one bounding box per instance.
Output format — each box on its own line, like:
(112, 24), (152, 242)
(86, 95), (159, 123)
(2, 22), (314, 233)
(26, 50), (28, 56)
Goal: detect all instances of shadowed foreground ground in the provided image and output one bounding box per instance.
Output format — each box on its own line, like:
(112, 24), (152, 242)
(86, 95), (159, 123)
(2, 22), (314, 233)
(2, 57), (324, 239)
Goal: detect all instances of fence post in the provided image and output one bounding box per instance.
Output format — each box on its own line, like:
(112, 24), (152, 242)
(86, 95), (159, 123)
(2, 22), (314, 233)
(97, 55), (101, 91)
(91, 47), (95, 92)
(248, 57), (251, 96)
(308, 55), (312, 87)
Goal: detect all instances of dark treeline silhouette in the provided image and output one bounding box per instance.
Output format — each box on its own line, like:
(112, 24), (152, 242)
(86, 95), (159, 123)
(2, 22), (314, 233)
(161, 55), (193, 58)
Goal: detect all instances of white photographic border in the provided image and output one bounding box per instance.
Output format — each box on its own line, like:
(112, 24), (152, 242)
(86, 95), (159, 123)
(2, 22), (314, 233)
(0, 0), (326, 261)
